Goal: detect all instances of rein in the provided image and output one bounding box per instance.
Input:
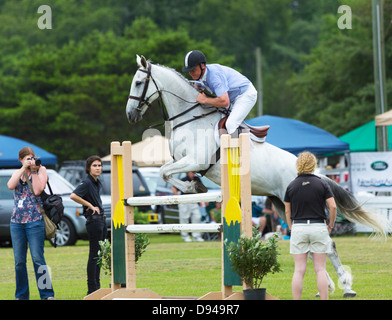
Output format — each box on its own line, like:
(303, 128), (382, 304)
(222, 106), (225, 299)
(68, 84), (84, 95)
(129, 63), (223, 130)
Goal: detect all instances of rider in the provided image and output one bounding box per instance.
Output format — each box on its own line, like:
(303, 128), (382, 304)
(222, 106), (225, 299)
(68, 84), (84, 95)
(182, 50), (257, 135)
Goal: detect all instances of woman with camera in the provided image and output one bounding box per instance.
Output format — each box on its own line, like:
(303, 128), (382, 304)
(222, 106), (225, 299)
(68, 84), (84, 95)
(7, 147), (55, 300)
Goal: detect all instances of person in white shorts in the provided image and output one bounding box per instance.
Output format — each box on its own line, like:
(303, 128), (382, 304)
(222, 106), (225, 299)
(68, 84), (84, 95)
(284, 152), (337, 300)
(182, 50), (257, 135)
(171, 172), (204, 242)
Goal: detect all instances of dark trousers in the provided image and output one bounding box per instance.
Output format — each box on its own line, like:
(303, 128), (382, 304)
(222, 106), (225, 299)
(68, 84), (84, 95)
(85, 217), (107, 295)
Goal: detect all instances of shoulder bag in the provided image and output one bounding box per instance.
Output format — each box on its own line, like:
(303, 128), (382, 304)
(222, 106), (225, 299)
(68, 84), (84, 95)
(24, 173), (58, 240)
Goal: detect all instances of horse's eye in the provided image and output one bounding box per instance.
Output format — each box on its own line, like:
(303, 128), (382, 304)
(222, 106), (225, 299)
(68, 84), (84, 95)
(135, 81), (142, 86)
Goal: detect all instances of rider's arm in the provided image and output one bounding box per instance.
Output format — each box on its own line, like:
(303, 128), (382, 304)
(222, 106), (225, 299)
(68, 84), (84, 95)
(196, 92), (230, 108)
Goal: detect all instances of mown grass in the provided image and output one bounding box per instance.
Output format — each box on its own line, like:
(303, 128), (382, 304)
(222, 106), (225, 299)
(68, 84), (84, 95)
(0, 234), (391, 300)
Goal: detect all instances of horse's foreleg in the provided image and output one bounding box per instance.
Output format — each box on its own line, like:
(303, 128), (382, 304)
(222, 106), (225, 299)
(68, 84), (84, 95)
(328, 240), (356, 298)
(159, 157), (209, 193)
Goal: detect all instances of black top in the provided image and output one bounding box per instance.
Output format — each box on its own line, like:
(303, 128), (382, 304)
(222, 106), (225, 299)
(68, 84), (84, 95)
(284, 174), (333, 220)
(72, 174), (103, 217)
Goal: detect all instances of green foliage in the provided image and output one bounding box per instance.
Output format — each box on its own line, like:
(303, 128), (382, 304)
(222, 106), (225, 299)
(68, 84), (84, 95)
(134, 207), (150, 225)
(0, 9), (220, 162)
(98, 207), (150, 275)
(0, 0), (391, 162)
(289, 0), (392, 135)
(98, 233), (150, 276)
(97, 238), (112, 276)
(225, 228), (282, 289)
(134, 233), (150, 264)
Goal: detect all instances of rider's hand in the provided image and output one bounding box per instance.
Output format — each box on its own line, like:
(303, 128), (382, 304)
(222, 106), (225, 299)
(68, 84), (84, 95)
(196, 92), (208, 104)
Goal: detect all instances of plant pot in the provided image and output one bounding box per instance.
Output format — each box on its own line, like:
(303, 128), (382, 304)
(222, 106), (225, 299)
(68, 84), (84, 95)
(243, 288), (266, 300)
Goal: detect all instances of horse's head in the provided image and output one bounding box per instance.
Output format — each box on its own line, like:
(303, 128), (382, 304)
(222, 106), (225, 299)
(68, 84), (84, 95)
(126, 55), (160, 123)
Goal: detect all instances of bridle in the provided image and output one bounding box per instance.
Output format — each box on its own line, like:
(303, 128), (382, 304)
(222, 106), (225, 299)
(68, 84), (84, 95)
(129, 63), (160, 114)
(128, 62), (223, 130)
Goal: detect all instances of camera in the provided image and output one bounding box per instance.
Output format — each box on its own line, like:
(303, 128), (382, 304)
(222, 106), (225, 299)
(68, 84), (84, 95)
(31, 157), (41, 166)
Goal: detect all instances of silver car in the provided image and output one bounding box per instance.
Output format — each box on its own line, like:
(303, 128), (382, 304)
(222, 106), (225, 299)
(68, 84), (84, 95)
(0, 169), (111, 247)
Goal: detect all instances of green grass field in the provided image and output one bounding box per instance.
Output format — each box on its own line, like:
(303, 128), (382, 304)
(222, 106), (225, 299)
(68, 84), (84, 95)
(1, 234), (391, 300)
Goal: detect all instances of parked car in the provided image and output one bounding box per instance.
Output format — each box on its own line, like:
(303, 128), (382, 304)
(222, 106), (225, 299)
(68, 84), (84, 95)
(59, 160), (154, 222)
(60, 160), (151, 199)
(138, 167), (161, 197)
(0, 169), (111, 247)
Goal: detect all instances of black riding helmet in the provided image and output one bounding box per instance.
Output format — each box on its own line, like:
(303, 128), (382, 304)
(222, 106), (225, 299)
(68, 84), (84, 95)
(182, 50), (207, 73)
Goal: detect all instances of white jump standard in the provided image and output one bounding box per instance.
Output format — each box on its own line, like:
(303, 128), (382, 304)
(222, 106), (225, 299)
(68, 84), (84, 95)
(84, 134), (259, 300)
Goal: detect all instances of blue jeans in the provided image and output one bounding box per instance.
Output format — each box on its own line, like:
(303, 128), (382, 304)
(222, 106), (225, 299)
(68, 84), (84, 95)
(10, 220), (55, 300)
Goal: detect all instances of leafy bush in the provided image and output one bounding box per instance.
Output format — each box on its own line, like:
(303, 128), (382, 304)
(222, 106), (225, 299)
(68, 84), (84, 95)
(225, 228), (282, 289)
(98, 233), (150, 275)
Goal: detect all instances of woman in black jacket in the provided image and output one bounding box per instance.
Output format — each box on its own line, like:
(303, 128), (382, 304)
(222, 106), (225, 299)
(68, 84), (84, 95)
(70, 155), (107, 295)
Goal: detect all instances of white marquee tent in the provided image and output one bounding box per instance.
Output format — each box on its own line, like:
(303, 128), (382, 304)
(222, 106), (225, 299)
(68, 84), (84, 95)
(102, 135), (172, 167)
(375, 109), (392, 126)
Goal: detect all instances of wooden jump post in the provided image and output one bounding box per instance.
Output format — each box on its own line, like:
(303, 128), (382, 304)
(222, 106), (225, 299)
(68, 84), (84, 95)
(84, 133), (252, 300)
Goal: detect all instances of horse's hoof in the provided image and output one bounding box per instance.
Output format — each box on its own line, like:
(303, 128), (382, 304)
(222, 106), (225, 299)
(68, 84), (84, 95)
(343, 290), (356, 298)
(195, 181), (208, 193)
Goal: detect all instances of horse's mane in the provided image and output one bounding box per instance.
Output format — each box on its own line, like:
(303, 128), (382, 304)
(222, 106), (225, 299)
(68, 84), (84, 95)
(151, 62), (198, 92)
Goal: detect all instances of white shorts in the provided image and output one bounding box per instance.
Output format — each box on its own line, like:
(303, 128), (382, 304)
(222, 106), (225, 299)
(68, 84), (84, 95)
(290, 223), (331, 254)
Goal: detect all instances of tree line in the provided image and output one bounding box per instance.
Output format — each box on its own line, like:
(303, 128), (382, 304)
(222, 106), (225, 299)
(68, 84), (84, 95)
(0, 0), (390, 162)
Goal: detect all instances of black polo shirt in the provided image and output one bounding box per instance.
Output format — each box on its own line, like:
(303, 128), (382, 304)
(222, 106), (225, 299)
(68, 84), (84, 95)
(72, 174), (103, 217)
(284, 174), (333, 220)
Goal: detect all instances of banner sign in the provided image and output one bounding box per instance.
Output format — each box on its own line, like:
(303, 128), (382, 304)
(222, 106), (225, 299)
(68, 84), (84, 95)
(350, 152), (392, 193)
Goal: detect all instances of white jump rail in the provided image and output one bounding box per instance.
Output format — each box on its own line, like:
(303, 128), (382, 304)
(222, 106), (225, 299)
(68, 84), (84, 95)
(126, 223), (222, 234)
(126, 191), (222, 206)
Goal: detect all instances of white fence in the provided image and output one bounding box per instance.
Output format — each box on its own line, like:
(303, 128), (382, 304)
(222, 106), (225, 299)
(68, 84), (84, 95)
(355, 194), (392, 233)
(126, 223), (222, 234)
(126, 192), (222, 206)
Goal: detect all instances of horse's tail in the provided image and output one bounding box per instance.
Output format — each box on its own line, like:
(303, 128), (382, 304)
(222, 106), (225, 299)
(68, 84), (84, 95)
(320, 175), (391, 239)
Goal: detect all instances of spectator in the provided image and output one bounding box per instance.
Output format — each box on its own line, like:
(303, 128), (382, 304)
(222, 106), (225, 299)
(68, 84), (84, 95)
(171, 172), (204, 242)
(284, 151), (336, 300)
(70, 155), (107, 295)
(7, 147), (55, 300)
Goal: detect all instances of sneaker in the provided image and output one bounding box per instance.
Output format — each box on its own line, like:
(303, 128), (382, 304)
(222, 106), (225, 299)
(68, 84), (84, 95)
(183, 236), (192, 242)
(194, 237), (204, 242)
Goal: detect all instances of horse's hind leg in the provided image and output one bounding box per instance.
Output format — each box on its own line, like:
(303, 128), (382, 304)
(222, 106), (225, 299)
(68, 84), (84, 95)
(328, 240), (356, 298)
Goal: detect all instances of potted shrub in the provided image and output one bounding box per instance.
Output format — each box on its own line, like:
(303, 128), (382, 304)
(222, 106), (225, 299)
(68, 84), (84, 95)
(98, 207), (151, 275)
(98, 233), (150, 276)
(225, 227), (282, 300)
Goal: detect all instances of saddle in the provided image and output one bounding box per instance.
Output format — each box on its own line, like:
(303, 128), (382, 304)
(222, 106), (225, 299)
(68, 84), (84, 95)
(198, 116), (269, 176)
(218, 117), (270, 140)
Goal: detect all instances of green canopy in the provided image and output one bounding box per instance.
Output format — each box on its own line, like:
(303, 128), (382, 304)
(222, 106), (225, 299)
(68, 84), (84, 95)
(339, 120), (392, 152)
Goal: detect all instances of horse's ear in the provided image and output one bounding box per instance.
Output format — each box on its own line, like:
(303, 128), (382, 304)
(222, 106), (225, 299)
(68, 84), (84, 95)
(140, 55), (148, 68)
(136, 54), (148, 69)
(136, 54), (142, 67)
